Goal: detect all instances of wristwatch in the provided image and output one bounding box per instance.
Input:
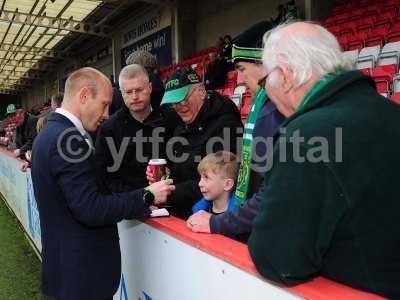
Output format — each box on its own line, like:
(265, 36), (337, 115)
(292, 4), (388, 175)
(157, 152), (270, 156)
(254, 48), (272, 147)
(143, 188), (155, 206)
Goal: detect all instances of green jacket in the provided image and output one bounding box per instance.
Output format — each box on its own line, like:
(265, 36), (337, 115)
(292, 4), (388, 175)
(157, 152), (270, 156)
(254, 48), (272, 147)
(248, 71), (400, 299)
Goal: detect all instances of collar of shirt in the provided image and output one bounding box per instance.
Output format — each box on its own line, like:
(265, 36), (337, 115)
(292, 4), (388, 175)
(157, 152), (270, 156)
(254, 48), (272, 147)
(55, 108), (86, 136)
(55, 108), (94, 150)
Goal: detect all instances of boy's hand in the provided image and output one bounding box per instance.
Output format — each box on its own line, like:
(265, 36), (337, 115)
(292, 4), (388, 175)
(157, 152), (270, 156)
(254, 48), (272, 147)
(187, 210), (211, 233)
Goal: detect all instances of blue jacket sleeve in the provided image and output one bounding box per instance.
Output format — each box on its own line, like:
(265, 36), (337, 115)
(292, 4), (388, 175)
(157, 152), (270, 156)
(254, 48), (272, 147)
(192, 197), (210, 213)
(209, 182), (265, 240)
(50, 131), (150, 227)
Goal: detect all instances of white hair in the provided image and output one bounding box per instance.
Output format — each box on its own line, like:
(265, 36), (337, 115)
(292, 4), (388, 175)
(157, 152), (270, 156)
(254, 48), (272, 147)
(119, 63), (149, 91)
(262, 21), (353, 88)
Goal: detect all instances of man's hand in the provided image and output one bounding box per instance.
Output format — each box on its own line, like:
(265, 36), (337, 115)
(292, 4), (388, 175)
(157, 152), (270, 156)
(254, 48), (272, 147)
(13, 149), (21, 158)
(149, 205), (159, 211)
(20, 160), (29, 172)
(187, 210), (212, 233)
(147, 179), (175, 206)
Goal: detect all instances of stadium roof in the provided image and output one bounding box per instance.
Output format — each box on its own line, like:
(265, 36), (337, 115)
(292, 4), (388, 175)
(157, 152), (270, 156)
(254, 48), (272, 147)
(0, 0), (108, 94)
(0, 0), (170, 95)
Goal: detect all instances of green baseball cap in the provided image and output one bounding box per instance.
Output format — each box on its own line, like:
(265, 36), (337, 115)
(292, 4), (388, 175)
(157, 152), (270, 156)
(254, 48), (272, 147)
(161, 67), (200, 105)
(6, 104), (17, 115)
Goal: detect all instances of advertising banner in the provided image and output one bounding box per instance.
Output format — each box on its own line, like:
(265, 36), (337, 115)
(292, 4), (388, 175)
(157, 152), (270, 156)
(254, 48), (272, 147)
(121, 26), (172, 68)
(0, 153), (42, 252)
(0, 152), (27, 228)
(26, 170), (42, 252)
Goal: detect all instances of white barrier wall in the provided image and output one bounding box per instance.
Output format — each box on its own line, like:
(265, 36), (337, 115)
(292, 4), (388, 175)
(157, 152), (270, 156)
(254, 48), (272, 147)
(114, 220), (300, 300)
(0, 152), (42, 252)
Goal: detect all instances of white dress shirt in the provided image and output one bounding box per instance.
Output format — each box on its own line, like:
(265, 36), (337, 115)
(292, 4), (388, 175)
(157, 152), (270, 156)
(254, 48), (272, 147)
(55, 108), (93, 149)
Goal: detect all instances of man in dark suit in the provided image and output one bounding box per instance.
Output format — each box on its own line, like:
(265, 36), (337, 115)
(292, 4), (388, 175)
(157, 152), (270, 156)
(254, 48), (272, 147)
(31, 67), (174, 300)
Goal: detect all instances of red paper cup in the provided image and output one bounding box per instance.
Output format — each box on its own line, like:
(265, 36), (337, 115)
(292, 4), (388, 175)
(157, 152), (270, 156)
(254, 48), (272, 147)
(148, 159), (167, 182)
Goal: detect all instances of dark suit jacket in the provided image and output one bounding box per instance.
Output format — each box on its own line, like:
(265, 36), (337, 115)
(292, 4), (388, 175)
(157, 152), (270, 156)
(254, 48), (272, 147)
(31, 112), (150, 300)
(16, 112), (38, 156)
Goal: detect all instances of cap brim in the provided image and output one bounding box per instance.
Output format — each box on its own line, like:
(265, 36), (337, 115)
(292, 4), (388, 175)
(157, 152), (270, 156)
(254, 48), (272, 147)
(161, 85), (190, 105)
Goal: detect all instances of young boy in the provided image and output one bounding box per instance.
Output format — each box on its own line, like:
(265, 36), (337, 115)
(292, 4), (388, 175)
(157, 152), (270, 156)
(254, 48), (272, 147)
(192, 151), (238, 215)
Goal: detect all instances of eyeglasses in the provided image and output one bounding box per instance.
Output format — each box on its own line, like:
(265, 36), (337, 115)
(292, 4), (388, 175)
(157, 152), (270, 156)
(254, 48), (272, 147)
(120, 87), (146, 97)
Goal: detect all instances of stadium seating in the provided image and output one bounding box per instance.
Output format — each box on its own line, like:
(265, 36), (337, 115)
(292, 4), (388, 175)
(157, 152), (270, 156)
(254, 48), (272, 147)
(377, 41), (400, 68)
(322, 0), (400, 98)
(156, 0), (400, 123)
(370, 67), (393, 94)
(240, 91), (253, 122)
(387, 23), (400, 42)
(393, 74), (400, 92)
(357, 45), (381, 69)
(343, 50), (359, 66)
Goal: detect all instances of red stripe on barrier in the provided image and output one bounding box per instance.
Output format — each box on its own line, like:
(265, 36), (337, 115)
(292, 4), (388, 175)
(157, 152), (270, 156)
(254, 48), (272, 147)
(147, 216), (385, 300)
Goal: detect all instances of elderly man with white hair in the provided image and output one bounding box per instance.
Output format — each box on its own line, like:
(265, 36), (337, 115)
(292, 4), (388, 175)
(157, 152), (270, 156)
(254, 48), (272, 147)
(248, 22), (400, 299)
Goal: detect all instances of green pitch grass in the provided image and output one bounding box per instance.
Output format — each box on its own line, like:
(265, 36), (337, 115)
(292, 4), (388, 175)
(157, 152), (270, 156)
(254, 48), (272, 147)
(0, 197), (48, 300)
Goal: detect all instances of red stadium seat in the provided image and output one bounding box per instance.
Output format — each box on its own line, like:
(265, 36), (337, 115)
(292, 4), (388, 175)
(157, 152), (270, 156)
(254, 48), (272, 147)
(335, 13), (349, 25)
(348, 8), (364, 22)
(332, 4), (348, 15)
(357, 16), (376, 31)
(376, 10), (397, 26)
(341, 21), (359, 35)
(366, 24), (391, 47)
(384, 0), (400, 6)
(224, 71), (238, 95)
(347, 31), (369, 51)
(222, 87), (235, 98)
(374, 64), (397, 78)
(328, 25), (341, 36)
(381, 2), (400, 16)
(387, 23), (400, 43)
(226, 71), (238, 82)
(359, 0), (375, 7)
(240, 92), (253, 122)
(371, 67), (393, 94)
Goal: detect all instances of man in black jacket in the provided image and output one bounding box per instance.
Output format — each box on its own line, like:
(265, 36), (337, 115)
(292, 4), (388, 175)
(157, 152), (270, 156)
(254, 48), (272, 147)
(13, 109), (38, 159)
(96, 64), (168, 194)
(148, 67), (243, 218)
(204, 51), (229, 90)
